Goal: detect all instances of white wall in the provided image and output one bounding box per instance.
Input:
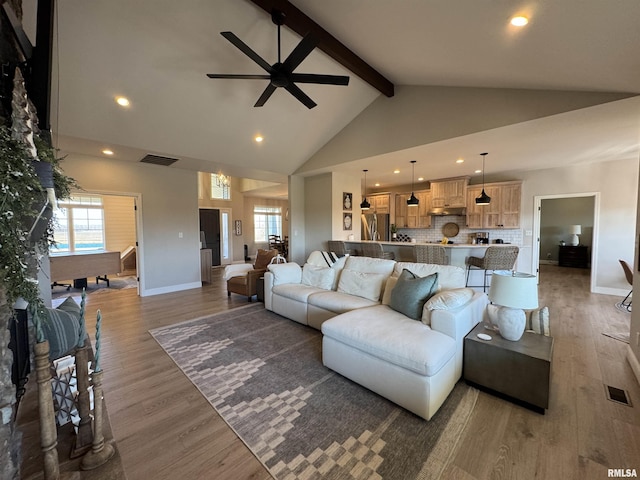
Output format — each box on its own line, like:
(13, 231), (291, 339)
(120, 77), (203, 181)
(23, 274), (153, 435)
(60, 155), (201, 296)
(519, 158), (638, 294)
(630, 165), (640, 382)
(298, 86), (633, 173)
(304, 174), (332, 257)
(331, 172), (361, 240)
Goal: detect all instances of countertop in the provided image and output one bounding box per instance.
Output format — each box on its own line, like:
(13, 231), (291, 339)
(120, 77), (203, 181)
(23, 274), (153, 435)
(344, 240), (521, 248)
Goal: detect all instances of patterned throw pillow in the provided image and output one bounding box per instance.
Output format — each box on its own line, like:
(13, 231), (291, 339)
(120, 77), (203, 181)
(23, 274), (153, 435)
(525, 306), (550, 336)
(389, 270), (439, 320)
(42, 297), (82, 360)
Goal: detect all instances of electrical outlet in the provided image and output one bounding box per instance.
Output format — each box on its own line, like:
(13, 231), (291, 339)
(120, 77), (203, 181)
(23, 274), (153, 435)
(547, 253), (552, 259)
(178, 232), (183, 238)
(525, 230), (533, 236)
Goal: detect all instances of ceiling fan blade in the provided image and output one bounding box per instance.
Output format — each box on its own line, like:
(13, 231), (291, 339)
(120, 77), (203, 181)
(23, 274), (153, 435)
(220, 31), (274, 73)
(281, 34), (319, 73)
(290, 73), (350, 86)
(254, 84), (277, 107)
(284, 83), (317, 109)
(207, 74), (271, 80)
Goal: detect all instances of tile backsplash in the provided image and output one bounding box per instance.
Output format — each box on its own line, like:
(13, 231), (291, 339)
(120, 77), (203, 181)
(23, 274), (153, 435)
(396, 215), (522, 245)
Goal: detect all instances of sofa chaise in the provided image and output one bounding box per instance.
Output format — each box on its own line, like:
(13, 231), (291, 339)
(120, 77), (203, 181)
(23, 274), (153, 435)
(264, 253), (488, 420)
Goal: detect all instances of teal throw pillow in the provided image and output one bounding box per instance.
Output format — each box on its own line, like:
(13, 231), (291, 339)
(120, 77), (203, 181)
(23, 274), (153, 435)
(42, 297), (82, 361)
(389, 269), (439, 320)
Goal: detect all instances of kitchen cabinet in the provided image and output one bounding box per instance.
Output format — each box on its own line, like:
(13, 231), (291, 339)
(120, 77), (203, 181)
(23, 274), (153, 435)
(395, 193), (408, 228)
(369, 194), (390, 214)
(395, 191), (431, 228)
(416, 191), (432, 228)
(466, 181), (521, 228)
(430, 177), (468, 208)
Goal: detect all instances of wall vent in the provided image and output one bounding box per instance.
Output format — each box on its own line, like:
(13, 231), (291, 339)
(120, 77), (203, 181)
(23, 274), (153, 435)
(605, 384), (632, 407)
(140, 154), (179, 166)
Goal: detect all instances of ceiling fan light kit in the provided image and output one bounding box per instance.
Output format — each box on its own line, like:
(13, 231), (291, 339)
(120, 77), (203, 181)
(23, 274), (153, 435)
(407, 160), (419, 207)
(207, 10), (349, 109)
(476, 152), (491, 205)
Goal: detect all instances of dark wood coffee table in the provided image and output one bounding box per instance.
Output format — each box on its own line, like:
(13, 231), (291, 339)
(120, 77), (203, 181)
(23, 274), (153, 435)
(463, 323), (554, 413)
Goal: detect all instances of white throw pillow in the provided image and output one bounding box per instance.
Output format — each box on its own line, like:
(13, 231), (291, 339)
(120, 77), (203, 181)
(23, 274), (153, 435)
(425, 288), (474, 311)
(337, 269), (388, 302)
(267, 262), (302, 285)
(301, 263), (336, 290)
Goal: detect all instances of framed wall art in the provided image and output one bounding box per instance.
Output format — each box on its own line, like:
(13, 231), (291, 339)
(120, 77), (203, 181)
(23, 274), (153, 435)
(343, 192), (352, 211)
(343, 213), (353, 231)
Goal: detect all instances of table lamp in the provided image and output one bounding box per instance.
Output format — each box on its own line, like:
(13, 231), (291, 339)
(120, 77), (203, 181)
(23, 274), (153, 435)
(488, 272), (539, 341)
(569, 225), (581, 246)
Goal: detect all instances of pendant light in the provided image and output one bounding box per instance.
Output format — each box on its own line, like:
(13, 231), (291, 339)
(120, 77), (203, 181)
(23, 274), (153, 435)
(475, 152), (491, 205)
(407, 160), (419, 207)
(360, 169), (370, 210)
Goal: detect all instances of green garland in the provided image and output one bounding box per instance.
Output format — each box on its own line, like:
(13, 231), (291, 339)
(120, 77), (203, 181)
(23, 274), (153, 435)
(0, 125), (77, 316)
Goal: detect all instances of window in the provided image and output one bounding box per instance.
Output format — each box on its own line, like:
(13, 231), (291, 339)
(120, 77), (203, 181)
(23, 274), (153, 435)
(254, 206), (282, 243)
(51, 195), (105, 252)
(210, 174), (231, 200)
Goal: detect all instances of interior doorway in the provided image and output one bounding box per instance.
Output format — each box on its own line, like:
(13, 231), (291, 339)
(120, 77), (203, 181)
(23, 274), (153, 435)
(532, 192), (599, 291)
(200, 209), (221, 265)
(199, 208), (232, 266)
(50, 191), (142, 299)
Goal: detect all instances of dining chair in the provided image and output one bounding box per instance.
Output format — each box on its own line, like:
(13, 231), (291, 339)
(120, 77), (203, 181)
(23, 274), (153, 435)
(619, 259), (633, 311)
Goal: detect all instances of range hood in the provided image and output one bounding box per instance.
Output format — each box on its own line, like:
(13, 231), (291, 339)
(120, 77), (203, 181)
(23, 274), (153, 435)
(429, 207), (467, 216)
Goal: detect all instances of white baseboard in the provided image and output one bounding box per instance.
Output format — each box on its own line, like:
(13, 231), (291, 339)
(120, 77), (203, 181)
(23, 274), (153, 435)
(628, 346), (640, 387)
(593, 286), (629, 297)
(141, 281), (202, 297)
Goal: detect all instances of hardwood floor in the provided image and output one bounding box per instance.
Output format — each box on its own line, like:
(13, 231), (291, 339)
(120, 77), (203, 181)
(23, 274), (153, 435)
(77, 265), (639, 479)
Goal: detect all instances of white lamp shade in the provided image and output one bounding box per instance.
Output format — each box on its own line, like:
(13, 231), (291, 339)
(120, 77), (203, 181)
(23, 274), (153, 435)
(488, 272), (539, 309)
(569, 225), (582, 235)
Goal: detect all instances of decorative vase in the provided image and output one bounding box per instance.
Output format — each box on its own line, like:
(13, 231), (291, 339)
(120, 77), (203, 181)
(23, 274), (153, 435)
(495, 306), (526, 341)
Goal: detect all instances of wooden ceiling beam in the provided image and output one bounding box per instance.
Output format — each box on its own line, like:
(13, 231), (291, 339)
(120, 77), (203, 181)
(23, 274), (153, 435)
(248, 0), (394, 97)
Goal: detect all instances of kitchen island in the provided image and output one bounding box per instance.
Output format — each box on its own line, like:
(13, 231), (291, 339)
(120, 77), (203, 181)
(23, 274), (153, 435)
(339, 240), (529, 287)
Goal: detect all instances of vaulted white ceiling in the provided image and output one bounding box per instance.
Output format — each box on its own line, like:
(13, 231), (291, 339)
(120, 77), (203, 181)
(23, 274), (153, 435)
(51, 0), (640, 197)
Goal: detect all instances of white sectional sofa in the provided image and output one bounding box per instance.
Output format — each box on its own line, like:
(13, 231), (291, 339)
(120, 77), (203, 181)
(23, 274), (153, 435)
(263, 253), (488, 420)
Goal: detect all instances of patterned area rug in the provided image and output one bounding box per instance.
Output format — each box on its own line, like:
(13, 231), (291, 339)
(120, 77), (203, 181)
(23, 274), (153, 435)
(150, 304), (478, 480)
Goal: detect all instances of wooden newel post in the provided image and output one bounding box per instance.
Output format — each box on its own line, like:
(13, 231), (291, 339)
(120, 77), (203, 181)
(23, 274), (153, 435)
(70, 346), (93, 457)
(35, 340), (60, 480)
(81, 310), (115, 470)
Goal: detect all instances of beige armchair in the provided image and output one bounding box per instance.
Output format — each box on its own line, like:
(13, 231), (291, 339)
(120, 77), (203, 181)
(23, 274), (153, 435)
(225, 249), (278, 301)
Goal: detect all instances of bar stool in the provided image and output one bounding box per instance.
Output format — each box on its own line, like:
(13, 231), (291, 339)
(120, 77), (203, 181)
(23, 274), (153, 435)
(327, 240), (350, 257)
(360, 242), (395, 260)
(465, 246), (519, 292)
(414, 245), (447, 265)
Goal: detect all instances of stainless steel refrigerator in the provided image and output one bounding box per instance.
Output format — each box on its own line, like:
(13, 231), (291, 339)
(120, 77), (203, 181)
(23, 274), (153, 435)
(361, 213), (390, 241)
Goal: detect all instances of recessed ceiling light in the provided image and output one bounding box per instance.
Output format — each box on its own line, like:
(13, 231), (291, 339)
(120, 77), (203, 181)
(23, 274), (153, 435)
(254, 135), (264, 143)
(510, 15), (529, 27)
(418, 177), (424, 181)
(374, 183), (380, 187)
(115, 96), (130, 107)
(456, 158), (464, 164)
(393, 169), (400, 174)
(102, 149), (114, 155)
(475, 169), (482, 174)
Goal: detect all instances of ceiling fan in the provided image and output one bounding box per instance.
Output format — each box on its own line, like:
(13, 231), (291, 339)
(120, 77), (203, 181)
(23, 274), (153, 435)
(206, 10), (349, 109)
